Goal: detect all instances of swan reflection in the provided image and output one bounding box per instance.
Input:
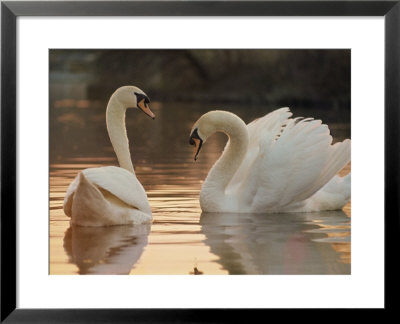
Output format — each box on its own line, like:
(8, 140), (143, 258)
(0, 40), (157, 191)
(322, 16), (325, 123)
(200, 210), (350, 275)
(63, 224), (150, 274)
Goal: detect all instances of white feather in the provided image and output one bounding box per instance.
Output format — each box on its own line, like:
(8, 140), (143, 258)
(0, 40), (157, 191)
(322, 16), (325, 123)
(193, 109), (351, 213)
(63, 86), (153, 226)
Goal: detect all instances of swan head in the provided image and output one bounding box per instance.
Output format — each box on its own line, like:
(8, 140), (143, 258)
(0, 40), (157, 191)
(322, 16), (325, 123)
(190, 110), (248, 161)
(113, 86), (155, 119)
(189, 110), (228, 161)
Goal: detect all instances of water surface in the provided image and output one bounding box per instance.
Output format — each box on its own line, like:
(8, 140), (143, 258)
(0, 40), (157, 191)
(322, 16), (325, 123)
(50, 101), (351, 275)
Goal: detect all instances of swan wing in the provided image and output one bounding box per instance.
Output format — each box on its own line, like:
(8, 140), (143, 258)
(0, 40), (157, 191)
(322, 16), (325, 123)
(229, 109), (350, 211)
(253, 117), (350, 210)
(64, 166), (151, 216)
(64, 176), (79, 216)
(226, 107), (292, 194)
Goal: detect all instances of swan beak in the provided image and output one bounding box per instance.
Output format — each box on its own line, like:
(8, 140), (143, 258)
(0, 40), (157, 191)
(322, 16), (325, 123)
(137, 99), (155, 119)
(191, 138), (202, 161)
(189, 128), (203, 161)
(189, 137), (203, 161)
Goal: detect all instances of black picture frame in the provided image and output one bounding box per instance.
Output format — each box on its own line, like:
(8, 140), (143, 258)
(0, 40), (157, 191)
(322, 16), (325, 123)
(1, 0), (398, 322)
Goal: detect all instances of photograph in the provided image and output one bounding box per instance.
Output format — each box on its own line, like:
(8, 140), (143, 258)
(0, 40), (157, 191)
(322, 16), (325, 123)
(3, 0), (397, 319)
(49, 49), (351, 275)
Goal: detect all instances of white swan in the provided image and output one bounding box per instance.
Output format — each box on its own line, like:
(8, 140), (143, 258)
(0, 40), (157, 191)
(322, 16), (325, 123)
(63, 86), (155, 226)
(189, 108), (351, 213)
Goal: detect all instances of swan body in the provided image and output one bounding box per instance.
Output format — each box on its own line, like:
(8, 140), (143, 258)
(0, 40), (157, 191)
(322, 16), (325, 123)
(189, 108), (351, 213)
(64, 86), (154, 226)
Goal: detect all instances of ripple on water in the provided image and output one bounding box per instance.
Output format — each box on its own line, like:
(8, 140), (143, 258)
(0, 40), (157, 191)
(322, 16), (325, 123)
(50, 134), (351, 274)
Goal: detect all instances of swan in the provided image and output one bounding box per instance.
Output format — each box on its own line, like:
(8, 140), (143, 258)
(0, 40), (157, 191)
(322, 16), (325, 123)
(189, 108), (351, 213)
(63, 86), (155, 226)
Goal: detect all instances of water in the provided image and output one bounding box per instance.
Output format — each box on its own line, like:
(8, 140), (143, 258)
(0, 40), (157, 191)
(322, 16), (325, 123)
(49, 101), (351, 275)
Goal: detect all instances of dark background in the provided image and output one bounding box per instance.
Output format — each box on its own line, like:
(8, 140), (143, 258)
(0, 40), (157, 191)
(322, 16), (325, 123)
(50, 49), (350, 106)
(49, 49), (351, 162)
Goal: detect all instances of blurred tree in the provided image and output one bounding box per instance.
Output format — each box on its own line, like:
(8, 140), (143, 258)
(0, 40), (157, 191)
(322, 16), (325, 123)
(50, 49), (350, 109)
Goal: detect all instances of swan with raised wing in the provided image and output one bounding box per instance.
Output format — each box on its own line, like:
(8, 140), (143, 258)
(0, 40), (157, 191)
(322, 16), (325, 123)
(189, 108), (351, 213)
(64, 86), (155, 226)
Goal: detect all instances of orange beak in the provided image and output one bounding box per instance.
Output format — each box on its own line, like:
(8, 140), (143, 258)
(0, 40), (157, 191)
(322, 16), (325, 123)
(192, 138), (201, 160)
(189, 131), (203, 161)
(138, 99), (155, 119)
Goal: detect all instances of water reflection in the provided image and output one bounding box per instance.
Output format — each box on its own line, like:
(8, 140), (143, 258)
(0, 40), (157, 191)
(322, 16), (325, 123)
(63, 224), (150, 274)
(200, 210), (350, 274)
(50, 100), (351, 275)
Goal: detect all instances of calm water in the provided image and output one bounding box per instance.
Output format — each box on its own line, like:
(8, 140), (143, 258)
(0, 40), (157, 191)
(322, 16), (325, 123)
(49, 101), (351, 275)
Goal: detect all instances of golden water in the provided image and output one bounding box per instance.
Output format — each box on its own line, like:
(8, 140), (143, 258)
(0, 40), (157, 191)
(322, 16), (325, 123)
(49, 102), (351, 275)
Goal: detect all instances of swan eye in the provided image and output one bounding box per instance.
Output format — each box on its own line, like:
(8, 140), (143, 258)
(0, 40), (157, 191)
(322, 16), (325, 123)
(189, 128), (201, 144)
(134, 92), (155, 119)
(134, 92), (150, 106)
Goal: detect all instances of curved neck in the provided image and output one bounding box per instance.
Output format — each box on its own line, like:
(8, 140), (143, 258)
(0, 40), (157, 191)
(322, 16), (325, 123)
(203, 112), (249, 194)
(106, 95), (135, 173)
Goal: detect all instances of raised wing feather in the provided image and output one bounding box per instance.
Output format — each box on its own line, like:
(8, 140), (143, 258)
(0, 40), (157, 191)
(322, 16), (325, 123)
(226, 108), (292, 194)
(228, 108), (351, 211)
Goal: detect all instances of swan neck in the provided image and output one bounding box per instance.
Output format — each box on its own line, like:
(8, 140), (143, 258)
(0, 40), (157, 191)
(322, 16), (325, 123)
(204, 114), (249, 192)
(106, 96), (135, 173)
